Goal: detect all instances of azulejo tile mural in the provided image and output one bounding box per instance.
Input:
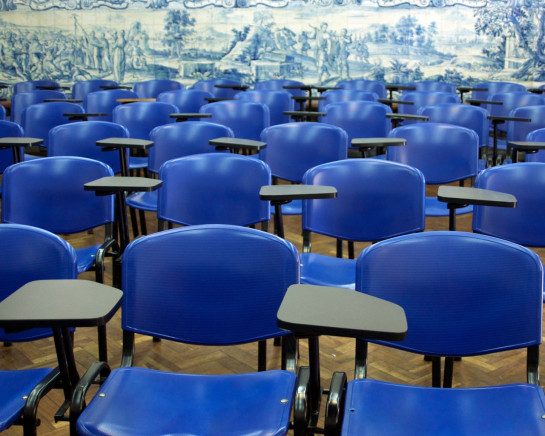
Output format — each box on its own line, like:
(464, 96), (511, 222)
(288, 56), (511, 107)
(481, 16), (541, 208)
(0, 0), (543, 90)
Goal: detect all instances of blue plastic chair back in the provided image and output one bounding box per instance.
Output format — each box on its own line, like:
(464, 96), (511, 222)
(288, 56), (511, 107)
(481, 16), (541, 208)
(0, 105), (5, 121)
(472, 81), (526, 100)
(507, 105), (545, 144)
(48, 121), (129, 174)
(0, 224), (77, 342)
(148, 121), (232, 173)
(21, 102), (83, 148)
(11, 90), (67, 125)
(156, 89), (214, 112)
(254, 79), (306, 97)
(2, 156), (114, 234)
(525, 127), (545, 162)
(398, 91), (460, 117)
(302, 159), (425, 242)
(418, 103), (490, 147)
(157, 153), (270, 226)
(259, 122), (348, 182)
(122, 224), (299, 344)
(387, 123), (479, 184)
(357, 231), (543, 356)
(323, 101), (392, 145)
(200, 100), (270, 141)
(72, 80), (119, 101)
(408, 81), (457, 93)
(113, 101), (177, 139)
(488, 91), (545, 119)
(84, 89), (139, 122)
(236, 89), (294, 125)
(0, 121), (24, 175)
(336, 79), (387, 99)
(134, 80), (183, 98)
(318, 89), (378, 112)
(191, 79), (242, 99)
(473, 163), (545, 247)
(13, 80), (60, 94)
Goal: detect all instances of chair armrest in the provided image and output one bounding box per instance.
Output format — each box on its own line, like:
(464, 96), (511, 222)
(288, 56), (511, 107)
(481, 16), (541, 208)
(95, 237), (120, 284)
(70, 361), (111, 435)
(292, 366), (311, 435)
(324, 372), (347, 436)
(351, 137), (405, 150)
(23, 367), (62, 431)
(260, 185), (337, 204)
(437, 186), (517, 209)
(209, 137), (266, 152)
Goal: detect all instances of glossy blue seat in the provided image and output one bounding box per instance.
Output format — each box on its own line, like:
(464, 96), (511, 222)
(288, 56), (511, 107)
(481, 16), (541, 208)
(471, 81), (526, 100)
(336, 79), (387, 99)
(317, 89), (378, 112)
(191, 78), (243, 99)
(387, 123), (479, 218)
(112, 101), (177, 140)
(254, 79), (306, 97)
(125, 121), (233, 234)
(323, 100), (392, 154)
(236, 89), (294, 125)
(259, 122), (348, 216)
(13, 80), (61, 94)
(0, 105), (5, 121)
(0, 120), (24, 196)
(11, 90), (67, 125)
(133, 79), (183, 98)
(300, 159), (425, 289)
(524, 127), (545, 162)
(488, 91), (545, 138)
(200, 99), (270, 140)
(21, 101), (83, 148)
(397, 91), (460, 121)
(72, 80), (119, 101)
(74, 224), (300, 436)
(157, 153), (270, 230)
(156, 88), (214, 112)
(48, 121), (129, 174)
(83, 89), (139, 122)
(407, 80), (457, 93)
(330, 231), (545, 435)
(0, 224), (76, 434)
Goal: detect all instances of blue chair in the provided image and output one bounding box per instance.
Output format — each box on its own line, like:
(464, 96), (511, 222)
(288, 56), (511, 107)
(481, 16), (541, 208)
(73, 224), (300, 436)
(259, 122), (348, 216)
(21, 101), (83, 148)
(191, 78), (243, 99)
(0, 105), (5, 120)
(133, 79), (183, 98)
(236, 89), (293, 126)
(156, 88), (214, 112)
(327, 231), (545, 435)
(397, 91), (460, 121)
(200, 99), (270, 141)
(300, 159), (425, 289)
(72, 80), (119, 101)
(125, 121), (233, 235)
(473, 162), (545, 247)
(0, 224), (77, 434)
(0, 120), (24, 196)
(11, 90), (67, 125)
(48, 121), (129, 175)
(254, 79), (306, 97)
(336, 79), (387, 99)
(488, 91), (545, 138)
(2, 156), (117, 364)
(83, 89), (139, 122)
(524, 127), (545, 162)
(322, 100), (392, 155)
(471, 81), (526, 100)
(407, 80), (457, 93)
(387, 123), (479, 218)
(112, 101), (177, 140)
(157, 153), (271, 231)
(13, 80), (61, 94)
(317, 89), (378, 112)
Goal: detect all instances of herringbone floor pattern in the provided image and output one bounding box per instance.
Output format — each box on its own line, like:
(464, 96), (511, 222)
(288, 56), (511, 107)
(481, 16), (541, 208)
(2, 184), (544, 435)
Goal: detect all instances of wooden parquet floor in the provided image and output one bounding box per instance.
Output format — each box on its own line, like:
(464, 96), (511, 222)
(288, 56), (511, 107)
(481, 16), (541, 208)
(2, 183), (545, 435)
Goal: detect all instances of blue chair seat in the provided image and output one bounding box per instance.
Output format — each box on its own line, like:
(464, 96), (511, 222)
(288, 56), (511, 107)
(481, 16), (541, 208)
(0, 368), (54, 431)
(128, 156), (148, 171)
(300, 253), (356, 289)
(77, 367), (296, 436)
(425, 197), (473, 217)
(75, 244), (101, 274)
(126, 191), (158, 212)
(342, 379), (545, 435)
(271, 199), (302, 216)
